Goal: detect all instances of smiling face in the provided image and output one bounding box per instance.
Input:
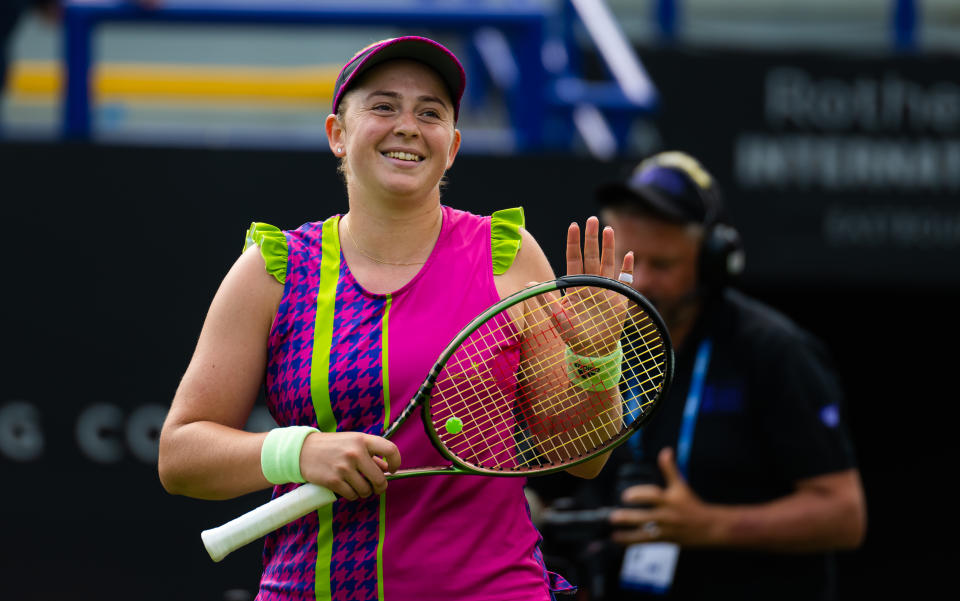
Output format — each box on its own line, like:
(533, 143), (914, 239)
(326, 59), (462, 204)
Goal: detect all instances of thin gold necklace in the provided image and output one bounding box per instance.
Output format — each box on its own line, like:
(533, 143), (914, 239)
(344, 217), (429, 266)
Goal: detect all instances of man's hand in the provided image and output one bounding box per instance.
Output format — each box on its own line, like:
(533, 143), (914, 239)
(609, 447), (721, 546)
(608, 448), (867, 551)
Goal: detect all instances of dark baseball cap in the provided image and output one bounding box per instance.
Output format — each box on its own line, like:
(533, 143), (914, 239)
(595, 152), (713, 224)
(331, 36), (467, 122)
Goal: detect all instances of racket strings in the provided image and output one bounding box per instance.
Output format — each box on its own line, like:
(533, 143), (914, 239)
(442, 290), (660, 419)
(435, 288), (627, 444)
(508, 320), (663, 459)
(476, 304), (663, 421)
(435, 325), (523, 461)
(442, 327), (665, 469)
(430, 286), (668, 472)
(435, 289), (662, 443)
(509, 321), (666, 466)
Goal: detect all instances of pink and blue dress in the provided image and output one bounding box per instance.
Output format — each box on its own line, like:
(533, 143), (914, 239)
(244, 205), (574, 601)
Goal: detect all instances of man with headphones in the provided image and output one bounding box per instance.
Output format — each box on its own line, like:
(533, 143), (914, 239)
(593, 151), (867, 600)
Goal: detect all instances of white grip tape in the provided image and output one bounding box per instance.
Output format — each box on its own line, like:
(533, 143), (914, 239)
(201, 483), (337, 562)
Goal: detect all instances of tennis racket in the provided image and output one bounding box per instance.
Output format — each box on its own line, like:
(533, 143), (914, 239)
(201, 274), (674, 562)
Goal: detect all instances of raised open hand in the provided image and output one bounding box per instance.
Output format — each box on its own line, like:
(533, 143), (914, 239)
(536, 217), (634, 356)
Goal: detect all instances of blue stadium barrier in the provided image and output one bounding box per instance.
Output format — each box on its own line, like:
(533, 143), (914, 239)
(61, 0), (658, 154)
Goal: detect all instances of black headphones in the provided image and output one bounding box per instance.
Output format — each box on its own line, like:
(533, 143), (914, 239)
(634, 152), (746, 293)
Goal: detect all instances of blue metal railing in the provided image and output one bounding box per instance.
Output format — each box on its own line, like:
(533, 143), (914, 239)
(651, 0), (919, 50)
(892, 0), (919, 52)
(60, 0), (658, 154)
(62, 1), (550, 146)
(58, 0), (923, 152)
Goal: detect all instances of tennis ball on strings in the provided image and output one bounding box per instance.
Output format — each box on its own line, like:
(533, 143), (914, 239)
(444, 417), (463, 435)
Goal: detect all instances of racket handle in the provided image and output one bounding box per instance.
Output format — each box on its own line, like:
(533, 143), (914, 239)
(201, 483), (337, 562)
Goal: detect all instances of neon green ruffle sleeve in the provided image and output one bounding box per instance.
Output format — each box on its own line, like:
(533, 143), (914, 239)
(490, 207), (524, 275)
(243, 222), (288, 285)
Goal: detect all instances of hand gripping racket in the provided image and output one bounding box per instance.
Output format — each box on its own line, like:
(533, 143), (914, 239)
(201, 274), (674, 561)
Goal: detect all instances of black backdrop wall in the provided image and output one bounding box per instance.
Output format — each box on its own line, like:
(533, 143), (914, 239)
(1, 140), (957, 600)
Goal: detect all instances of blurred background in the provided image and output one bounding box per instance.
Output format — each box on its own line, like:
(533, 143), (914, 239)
(2, 1), (958, 599)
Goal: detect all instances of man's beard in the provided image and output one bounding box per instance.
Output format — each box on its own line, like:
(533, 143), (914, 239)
(648, 290), (701, 335)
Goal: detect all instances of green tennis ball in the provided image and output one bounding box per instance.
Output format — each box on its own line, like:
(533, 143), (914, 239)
(444, 417), (463, 435)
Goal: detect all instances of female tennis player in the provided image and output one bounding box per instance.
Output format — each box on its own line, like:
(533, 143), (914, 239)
(158, 35), (634, 601)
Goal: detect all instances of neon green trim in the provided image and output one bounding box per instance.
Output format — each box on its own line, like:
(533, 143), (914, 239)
(381, 293), (392, 432)
(376, 494), (388, 601)
(311, 215), (341, 601)
(315, 504), (334, 601)
(260, 426), (319, 484)
(312, 216), (341, 434)
(490, 207), (525, 275)
(243, 221), (288, 284)
(376, 293), (392, 601)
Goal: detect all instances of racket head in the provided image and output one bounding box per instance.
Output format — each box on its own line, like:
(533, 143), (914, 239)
(420, 274), (674, 477)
